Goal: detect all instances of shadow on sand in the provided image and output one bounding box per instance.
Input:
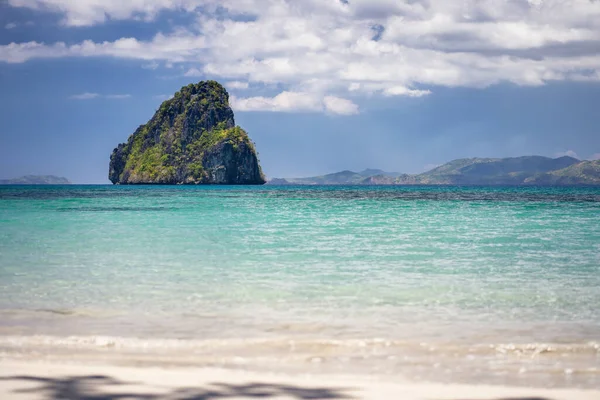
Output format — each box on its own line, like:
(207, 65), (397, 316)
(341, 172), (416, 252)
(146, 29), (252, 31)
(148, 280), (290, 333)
(0, 374), (352, 399)
(0, 375), (559, 400)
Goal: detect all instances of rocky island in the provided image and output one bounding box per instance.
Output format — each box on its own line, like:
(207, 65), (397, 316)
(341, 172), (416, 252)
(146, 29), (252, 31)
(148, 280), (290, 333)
(0, 175), (71, 184)
(109, 81), (265, 185)
(268, 156), (600, 186)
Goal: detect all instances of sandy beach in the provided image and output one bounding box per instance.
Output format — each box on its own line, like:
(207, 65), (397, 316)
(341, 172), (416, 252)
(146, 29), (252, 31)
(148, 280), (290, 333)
(1, 360), (599, 400)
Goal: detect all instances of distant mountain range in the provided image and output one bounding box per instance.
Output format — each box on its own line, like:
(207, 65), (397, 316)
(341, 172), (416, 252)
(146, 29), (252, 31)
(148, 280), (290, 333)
(0, 175), (71, 185)
(268, 156), (600, 186)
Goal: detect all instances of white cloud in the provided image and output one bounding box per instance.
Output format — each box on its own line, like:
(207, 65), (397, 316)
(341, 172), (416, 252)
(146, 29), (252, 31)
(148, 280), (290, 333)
(7, 0), (205, 27)
(231, 92), (322, 113)
(0, 32), (207, 63)
(555, 150), (580, 159)
(70, 92), (99, 100)
(226, 81), (249, 90)
(4, 21), (34, 29)
(4, 0), (600, 115)
(231, 92), (358, 115)
(323, 96), (359, 115)
(70, 93), (131, 100)
(383, 86), (431, 97)
(105, 94), (131, 99)
(184, 67), (203, 77)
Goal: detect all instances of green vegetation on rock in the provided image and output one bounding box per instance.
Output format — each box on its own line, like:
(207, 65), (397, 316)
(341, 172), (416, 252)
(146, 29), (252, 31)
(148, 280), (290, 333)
(413, 156), (580, 185)
(525, 160), (600, 185)
(109, 81), (265, 185)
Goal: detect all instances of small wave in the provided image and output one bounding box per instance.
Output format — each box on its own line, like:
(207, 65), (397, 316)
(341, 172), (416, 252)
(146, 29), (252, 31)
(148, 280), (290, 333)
(1, 335), (598, 388)
(34, 308), (78, 316)
(0, 308), (79, 317)
(0, 308), (119, 319)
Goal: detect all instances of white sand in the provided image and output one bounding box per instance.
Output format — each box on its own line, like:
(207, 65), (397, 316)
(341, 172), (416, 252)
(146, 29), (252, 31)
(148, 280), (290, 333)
(0, 360), (598, 400)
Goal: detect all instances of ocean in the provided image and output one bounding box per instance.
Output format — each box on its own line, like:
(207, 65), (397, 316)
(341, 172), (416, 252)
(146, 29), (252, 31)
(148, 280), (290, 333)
(0, 185), (599, 387)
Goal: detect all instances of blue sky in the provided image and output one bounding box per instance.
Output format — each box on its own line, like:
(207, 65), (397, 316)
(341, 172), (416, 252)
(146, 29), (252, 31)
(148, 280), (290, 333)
(1, 0), (599, 183)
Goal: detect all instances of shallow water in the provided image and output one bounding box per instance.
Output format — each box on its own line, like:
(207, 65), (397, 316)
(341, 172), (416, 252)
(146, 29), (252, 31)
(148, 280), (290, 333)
(0, 185), (599, 387)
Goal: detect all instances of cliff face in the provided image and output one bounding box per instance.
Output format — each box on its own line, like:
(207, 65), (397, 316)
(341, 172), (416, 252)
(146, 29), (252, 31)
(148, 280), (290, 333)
(109, 81), (265, 185)
(202, 139), (264, 184)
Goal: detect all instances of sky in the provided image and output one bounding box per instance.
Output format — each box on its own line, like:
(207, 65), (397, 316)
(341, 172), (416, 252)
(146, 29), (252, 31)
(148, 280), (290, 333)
(1, 0), (600, 183)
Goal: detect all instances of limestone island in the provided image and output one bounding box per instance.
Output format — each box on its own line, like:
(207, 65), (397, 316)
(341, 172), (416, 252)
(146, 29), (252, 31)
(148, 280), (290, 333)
(109, 81), (265, 185)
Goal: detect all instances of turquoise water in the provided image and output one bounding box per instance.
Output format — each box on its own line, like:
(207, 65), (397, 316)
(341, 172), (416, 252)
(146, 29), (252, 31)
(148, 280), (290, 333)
(0, 185), (599, 387)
